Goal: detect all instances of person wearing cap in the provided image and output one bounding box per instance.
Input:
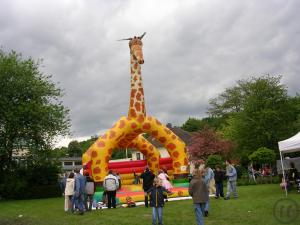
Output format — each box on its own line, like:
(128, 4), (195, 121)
(140, 166), (155, 207)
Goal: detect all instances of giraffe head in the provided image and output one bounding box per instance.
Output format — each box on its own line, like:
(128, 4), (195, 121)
(120, 33), (146, 64)
(129, 36), (144, 64)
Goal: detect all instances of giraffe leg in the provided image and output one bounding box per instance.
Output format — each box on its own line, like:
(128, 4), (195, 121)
(140, 116), (189, 178)
(86, 116), (143, 183)
(130, 134), (160, 174)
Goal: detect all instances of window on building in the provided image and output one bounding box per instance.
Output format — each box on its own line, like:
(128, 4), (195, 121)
(74, 161), (82, 165)
(64, 162), (73, 166)
(136, 153), (141, 160)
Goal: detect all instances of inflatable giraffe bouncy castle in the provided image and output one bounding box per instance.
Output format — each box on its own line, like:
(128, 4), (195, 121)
(82, 33), (188, 183)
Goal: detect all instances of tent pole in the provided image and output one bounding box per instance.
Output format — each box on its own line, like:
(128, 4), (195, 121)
(280, 151), (288, 197)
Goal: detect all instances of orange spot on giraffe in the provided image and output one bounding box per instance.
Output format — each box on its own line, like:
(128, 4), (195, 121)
(159, 137), (167, 143)
(143, 123), (151, 130)
(131, 122), (137, 129)
(167, 143), (176, 150)
(93, 167), (101, 174)
(130, 109), (137, 117)
(152, 131), (158, 136)
(136, 92), (142, 101)
(142, 144), (147, 148)
(173, 151), (179, 158)
(130, 89), (137, 98)
(109, 130), (116, 139)
(148, 162), (153, 167)
(138, 88), (144, 95)
(172, 135), (177, 140)
(96, 159), (101, 164)
(108, 148), (113, 155)
(130, 99), (134, 107)
(97, 141), (105, 148)
(149, 146), (154, 150)
(119, 120), (126, 129)
(135, 102), (141, 111)
(105, 156), (110, 163)
(91, 151), (97, 158)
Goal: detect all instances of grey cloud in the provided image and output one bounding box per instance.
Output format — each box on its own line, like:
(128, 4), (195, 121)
(1, 0), (300, 144)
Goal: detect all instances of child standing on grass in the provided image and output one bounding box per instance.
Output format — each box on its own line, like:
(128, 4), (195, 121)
(147, 177), (170, 225)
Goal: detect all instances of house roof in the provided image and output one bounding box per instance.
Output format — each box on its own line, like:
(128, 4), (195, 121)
(147, 125), (192, 148)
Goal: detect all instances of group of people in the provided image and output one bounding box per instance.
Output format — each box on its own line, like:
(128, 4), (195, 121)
(189, 160), (238, 225)
(63, 169), (95, 215)
(60, 160), (238, 225)
(139, 160), (238, 225)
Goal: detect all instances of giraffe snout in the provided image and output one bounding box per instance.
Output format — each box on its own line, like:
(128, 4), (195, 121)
(139, 59), (144, 64)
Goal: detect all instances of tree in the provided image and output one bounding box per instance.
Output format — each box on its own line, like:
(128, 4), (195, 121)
(181, 118), (204, 132)
(187, 127), (234, 162)
(210, 75), (300, 153)
(67, 141), (83, 157)
(248, 147), (276, 165)
(181, 117), (224, 132)
(0, 50), (70, 172)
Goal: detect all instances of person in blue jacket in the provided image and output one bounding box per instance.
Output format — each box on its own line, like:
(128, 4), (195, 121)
(73, 169), (86, 214)
(147, 177), (171, 225)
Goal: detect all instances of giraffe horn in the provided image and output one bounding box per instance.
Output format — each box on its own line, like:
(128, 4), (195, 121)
(139, 32), (146, 39)
(117, 38), (132, 41)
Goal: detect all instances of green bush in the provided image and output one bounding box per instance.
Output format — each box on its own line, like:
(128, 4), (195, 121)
(0, 161), (61, 200)
(248, 147), (276, 164)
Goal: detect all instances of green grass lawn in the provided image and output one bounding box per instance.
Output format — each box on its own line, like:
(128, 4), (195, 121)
(0, 184), (299, 225)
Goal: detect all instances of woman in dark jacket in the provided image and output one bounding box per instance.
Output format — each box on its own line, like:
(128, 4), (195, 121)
(140, 166), (155, 207)
(189, 169), (209, 225)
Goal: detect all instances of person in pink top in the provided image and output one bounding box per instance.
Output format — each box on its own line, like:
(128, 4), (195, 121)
(158, 169), (173, 191)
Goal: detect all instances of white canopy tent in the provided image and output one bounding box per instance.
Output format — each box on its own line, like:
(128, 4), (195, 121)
(278, 132), (300, 196)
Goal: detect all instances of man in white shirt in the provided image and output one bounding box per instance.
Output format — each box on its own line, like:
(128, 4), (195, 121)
(103, 170), (119, 208)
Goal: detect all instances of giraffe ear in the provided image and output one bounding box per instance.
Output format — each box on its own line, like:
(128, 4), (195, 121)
(139, 32), (146, 39)
(118, 38), (132, 41)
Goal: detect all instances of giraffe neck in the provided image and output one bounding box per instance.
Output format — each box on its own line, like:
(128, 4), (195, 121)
(128, 54), (146, 119)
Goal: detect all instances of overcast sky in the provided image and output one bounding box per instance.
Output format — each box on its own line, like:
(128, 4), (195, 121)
(1, 0), (300, 147)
